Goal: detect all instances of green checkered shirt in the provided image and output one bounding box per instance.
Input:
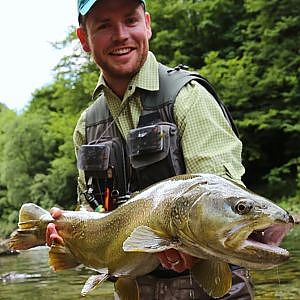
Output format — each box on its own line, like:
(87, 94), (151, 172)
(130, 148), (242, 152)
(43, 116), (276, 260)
(73, 52), (245, 208)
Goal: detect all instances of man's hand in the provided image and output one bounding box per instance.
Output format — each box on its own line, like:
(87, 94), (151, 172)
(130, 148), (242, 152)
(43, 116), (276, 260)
(46, 207), (64, 246)
(155, 249), (197, 273)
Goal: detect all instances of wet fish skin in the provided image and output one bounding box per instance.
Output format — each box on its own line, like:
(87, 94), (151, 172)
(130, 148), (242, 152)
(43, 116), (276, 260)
(9, 173), (294, 299)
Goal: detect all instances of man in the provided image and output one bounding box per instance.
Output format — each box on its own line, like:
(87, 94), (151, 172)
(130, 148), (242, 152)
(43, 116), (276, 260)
(46, 0), (253, 299)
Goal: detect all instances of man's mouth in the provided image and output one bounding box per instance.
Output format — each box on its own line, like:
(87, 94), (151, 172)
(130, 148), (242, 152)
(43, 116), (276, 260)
(110, 47), (133, 56)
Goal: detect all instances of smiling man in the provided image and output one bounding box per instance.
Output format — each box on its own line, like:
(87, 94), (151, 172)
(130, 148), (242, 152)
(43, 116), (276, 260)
(77, 0), (151, 98)
(46, 0), (253, 299)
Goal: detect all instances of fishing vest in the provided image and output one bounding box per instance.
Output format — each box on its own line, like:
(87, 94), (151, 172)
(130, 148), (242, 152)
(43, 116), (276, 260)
(77, 63), (238, 210)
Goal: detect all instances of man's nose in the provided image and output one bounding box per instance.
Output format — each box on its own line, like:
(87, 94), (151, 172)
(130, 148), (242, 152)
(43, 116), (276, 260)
(112, 23), (129, 41)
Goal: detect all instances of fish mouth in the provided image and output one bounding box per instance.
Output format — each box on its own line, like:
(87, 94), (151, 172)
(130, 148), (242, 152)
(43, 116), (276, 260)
(246, 223), (291, 251)
(223, 215), (294, 269)
(240, 222), (294, 267)
(248, 223), (291, 246)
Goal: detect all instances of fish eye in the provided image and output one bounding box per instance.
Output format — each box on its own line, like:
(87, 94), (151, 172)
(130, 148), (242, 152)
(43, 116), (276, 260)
(234, 200), (253, 215)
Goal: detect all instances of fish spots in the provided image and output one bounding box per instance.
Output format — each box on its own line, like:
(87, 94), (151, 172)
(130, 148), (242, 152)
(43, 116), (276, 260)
(172, 207), (181, 222)
(214, 276), (221, 285)
(71, 221), (87, 240)
(171, 198), (191, 228)
(173, 213), (180, 221)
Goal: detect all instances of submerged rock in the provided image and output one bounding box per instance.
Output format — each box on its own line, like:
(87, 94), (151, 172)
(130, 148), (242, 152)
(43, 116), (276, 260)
(0, 271), (41, 282)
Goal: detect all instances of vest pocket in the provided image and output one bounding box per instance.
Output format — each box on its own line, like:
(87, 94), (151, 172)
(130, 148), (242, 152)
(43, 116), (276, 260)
(128, 122), (185, 190)
(77, 138), (128, 209)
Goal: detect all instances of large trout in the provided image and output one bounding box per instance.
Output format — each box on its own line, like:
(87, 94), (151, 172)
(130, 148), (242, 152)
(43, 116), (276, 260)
(9, 173), (294, 299)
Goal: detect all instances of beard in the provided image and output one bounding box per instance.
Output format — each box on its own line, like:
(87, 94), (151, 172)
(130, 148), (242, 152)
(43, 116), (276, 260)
(93, 48), (148, 81)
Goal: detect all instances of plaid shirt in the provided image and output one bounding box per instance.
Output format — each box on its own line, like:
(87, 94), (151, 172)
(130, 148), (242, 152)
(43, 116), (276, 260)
(73, 52), (245, 208)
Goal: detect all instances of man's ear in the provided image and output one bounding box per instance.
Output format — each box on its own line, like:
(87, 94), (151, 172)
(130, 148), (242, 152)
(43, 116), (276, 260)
(145, 12), (152, 40)
(76, 27), (91, 53)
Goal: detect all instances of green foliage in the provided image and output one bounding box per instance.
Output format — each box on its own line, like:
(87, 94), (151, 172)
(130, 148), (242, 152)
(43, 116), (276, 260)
(197, 0), (300, 199)
(0, 0), (299, 236)
(149, 0), (247, 67)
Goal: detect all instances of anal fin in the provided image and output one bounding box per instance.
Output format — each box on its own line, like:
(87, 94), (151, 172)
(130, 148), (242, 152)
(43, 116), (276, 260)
(192, 260), (232, 298)
(115, 277), (139, 300)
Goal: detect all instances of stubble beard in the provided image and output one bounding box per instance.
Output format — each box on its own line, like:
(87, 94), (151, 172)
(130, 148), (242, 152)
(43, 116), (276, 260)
(96, 50), (148, 81)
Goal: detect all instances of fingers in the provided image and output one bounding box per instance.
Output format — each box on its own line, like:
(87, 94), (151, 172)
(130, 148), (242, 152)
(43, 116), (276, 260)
(155, 249), (196, 273)
(46, 223), (56, 246)
(155, 250), (174, 269)
(45, 208), (65, 247)
(178, 251), (197, 269)
(46, 223), (64, 246)
(50, 207), (63, 219)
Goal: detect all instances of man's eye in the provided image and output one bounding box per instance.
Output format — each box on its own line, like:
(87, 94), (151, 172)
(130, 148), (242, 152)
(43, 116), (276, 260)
(98, 23), (109, 30)
(126, 18), (137, 25)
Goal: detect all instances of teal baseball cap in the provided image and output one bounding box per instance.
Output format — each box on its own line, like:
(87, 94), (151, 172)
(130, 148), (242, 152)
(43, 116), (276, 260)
(78, 0), (146, 16)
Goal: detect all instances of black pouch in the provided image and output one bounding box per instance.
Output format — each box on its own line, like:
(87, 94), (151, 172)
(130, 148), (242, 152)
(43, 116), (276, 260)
(77, 137), (128, 209)
(127, 122), (185, 190)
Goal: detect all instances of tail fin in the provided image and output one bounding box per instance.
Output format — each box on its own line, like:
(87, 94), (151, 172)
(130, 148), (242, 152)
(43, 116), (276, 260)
(9, 203), (53, 250)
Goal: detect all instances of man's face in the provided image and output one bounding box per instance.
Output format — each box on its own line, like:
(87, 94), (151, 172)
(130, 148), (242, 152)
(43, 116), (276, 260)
(77, 0), (152, 81)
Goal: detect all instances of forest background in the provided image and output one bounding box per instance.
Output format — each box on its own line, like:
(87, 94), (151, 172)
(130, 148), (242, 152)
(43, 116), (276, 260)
(0, 0), (299, 236)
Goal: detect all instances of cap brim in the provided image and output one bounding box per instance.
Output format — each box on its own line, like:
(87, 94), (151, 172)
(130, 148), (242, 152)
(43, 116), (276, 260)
(79, 0), (98, 15)
(79, 0), (145, 16)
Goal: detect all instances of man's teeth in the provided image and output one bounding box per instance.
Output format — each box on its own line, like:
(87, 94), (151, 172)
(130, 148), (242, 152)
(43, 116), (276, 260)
(111, 48), (131, 55)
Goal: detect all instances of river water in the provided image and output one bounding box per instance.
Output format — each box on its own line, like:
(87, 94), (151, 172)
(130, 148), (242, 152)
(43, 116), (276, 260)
(1, 227), (299, 300)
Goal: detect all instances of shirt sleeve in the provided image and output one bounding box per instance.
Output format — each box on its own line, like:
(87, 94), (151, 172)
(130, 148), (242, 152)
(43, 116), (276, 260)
(173, 80), (245, 185)
(73, 110), (93, 211)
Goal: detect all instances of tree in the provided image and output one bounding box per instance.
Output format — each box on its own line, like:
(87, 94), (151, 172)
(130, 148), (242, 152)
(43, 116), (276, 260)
(1, 0), (299, 236)
(148, 0), (247, 67)
(200, 0), (300, 198)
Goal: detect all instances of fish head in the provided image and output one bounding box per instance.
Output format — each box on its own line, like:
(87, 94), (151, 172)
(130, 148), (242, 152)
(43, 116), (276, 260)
(177, 174), (294, 269)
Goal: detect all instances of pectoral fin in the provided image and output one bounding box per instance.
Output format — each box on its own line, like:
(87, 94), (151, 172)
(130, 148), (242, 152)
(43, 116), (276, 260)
(192, 260), (232, 298)
(115, 277), (139, 300)
(49, 244), (80, 271)
(81, 273), (109, 296)
(123, 226), (176, 253)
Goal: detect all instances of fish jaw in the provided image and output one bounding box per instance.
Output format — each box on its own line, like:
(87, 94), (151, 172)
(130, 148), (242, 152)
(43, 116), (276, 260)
(223, 216), (294, 269)
(183, 176), (294, 270)
(235, 222), (293, 269)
